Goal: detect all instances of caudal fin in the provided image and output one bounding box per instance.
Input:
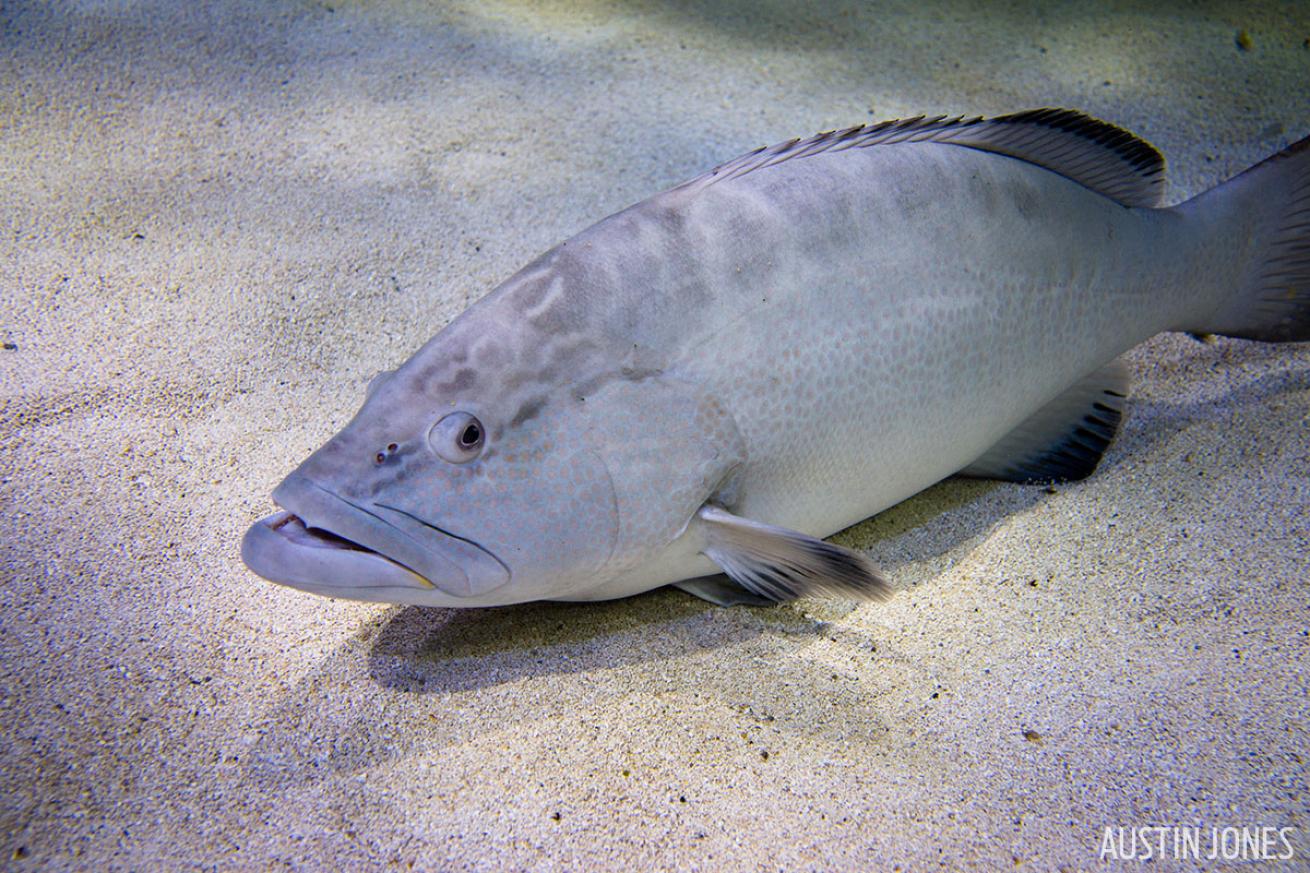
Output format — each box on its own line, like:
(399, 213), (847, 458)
(1184, 135), (1310, 342)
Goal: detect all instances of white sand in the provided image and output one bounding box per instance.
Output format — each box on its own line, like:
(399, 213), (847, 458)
(2, 1), (1308, 869)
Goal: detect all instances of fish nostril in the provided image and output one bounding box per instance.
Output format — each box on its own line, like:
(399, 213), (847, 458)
(374, 443), (401, 465)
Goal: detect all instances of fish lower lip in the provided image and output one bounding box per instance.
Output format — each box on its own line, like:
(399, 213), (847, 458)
(242, 509), (437, 596)
(260, 473), (511, 599)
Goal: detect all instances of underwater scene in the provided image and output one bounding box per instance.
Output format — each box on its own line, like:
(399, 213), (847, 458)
(2, 1), (1308, 868)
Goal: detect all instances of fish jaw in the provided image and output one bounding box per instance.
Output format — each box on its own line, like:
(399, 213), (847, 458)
(240, 473), (511, 606)
(241, 510), (441, 604)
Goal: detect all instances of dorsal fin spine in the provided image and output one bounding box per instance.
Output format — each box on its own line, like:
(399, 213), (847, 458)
(686, 108), (1167, 208)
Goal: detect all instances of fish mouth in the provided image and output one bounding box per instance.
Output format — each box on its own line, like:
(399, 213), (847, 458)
(241, 473), (510, 605)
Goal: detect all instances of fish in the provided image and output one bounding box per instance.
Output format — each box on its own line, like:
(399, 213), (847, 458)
(241, 108), (1310, 608)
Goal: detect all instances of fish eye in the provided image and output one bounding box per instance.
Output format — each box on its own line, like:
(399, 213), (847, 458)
(429, 411), (485, 463)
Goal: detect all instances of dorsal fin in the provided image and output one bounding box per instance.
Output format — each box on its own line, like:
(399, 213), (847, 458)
(684, 108), (1165, 208)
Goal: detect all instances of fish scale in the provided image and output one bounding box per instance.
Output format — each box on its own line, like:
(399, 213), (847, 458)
(664, 144), (1161, 529)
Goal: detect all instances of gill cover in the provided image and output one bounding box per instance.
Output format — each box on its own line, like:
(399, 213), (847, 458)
(578, 371), (746, 580)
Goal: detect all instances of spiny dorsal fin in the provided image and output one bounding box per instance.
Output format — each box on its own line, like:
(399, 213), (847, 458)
(686, 108), (1165, 208)
(962, 359), (1130, 484)
(696, 505), (892, 603)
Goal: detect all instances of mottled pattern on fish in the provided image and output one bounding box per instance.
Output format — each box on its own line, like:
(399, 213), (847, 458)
(243, 109), (1310, 608)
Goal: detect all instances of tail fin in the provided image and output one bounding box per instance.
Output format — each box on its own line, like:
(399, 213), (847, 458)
(1183, 135), (1310, 342)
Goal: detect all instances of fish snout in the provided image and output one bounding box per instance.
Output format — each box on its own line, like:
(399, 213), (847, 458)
(242, 473), (510, 604)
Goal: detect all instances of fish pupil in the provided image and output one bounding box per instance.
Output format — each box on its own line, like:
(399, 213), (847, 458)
(460, 423), (482, 447)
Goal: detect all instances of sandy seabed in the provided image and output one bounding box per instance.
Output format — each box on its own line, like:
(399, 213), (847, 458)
(2, 1), (1309, 870)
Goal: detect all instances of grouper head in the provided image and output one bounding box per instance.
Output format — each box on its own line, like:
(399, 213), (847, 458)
(241, 286), (746, 607)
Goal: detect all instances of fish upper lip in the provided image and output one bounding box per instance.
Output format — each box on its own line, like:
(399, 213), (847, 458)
(269, 473), (510, 598)
(241, 508), (438, 598)
(277, 498), (430, 579)
(372, 501), (511, 578)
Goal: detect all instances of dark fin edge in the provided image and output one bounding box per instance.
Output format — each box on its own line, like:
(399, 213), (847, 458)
(697, 506), (892, 604)
(1194, 134), (1310, 342)
(680, 108), (1165, 208)
(962, 360), (1129, 484)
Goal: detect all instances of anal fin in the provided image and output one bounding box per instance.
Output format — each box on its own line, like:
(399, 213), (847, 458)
(696, 506), (892, 604)
(962, 359), (1129, 483)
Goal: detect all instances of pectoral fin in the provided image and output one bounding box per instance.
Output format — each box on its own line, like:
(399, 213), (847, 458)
(695, 505), (892, 603)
